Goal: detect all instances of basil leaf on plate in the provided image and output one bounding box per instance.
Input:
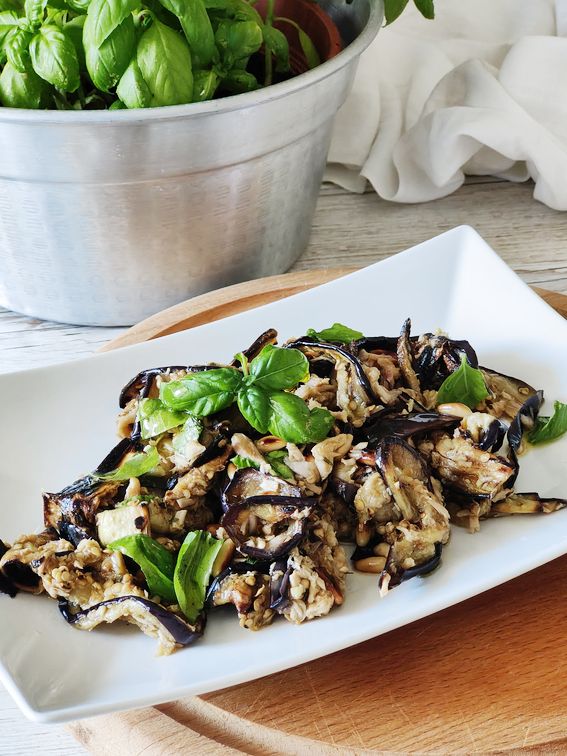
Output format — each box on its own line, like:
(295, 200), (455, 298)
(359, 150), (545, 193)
(303, 406), (335, 443)
(96, 446), (160, 481)
(436, 354), (489, 409)
(231, 454), (259, 469)
(108, 534), (176, 603)
(249, 345), (309, 391)
(30, 25), (80, 91)
(137, 398), (187, 439)
(306, 322), (364, 343)
(237, 385), (271, 433)
(160, 368), (242, 415)
(528, 401), (567, 445)
(172, 415), (203, 452)
(174, 530), (223, 623)
(265, 450), (293, 479)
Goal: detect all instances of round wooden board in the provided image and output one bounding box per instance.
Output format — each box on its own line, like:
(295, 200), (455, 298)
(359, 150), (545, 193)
(72, 271), (567, 755)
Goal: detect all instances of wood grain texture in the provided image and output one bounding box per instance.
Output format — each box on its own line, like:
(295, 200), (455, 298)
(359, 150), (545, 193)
(66, 271), (567, 755)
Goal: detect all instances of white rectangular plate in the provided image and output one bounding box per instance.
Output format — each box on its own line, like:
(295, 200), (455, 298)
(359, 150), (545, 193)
(1, 226), (567, 724)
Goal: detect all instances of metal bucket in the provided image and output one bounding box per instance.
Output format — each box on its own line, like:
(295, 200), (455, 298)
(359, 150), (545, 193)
(0, 0), (382, 326)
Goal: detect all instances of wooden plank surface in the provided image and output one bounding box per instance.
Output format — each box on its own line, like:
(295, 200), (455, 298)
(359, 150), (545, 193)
(1, 177), (567, 755)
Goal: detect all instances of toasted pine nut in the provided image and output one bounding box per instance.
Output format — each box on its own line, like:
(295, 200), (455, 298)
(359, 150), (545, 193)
(437, 402), (472, 418)
(373, 542), (390, 558)
(226, 462), (237, 479)
(125, 477), (140, 499)
(256, 435), (287, 452)
(354, 556), (386, 573)
(355, 524), (372, 548)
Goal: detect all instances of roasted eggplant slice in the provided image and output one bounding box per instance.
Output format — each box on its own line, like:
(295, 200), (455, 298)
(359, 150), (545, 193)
(396, 318), (421, 396)
(59, 596), (204, 655)
(365, 411), (461, 445)
(489, 492), (567, 516)
(230, 329), (278, 366)
(206, 567), (274, 630)
(0, 540), (17, 597)
(43, 476), (124, 541)
(374, 437), (450, 592)
(222, 468), (302, 512)
(460, 412), (507, 453)
(481, 368), (538, 423)
(507, 391), (544, 453)
(420, 432), (517, 499)
(222, 496), (314, 559)
(413, 333), (478, 390)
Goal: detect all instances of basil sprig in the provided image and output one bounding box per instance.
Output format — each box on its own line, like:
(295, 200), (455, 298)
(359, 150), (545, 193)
(306, 322), (364, 343)
(174, 530), (222, 623)
(108, 534), (177, 603)
(436, 354), (490, 410)
(528, 401), (567, 445)
(160, 346), (334, 444)
(231, 449), (293, 479)
(95, 446), (160, 480)
(108, 529), (223, 621)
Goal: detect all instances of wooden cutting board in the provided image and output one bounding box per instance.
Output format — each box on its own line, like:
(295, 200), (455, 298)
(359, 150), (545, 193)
(71, 270), (567, 755)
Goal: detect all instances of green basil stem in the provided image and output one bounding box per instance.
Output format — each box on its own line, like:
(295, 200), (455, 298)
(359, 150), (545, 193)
(263, 0), (274, 86)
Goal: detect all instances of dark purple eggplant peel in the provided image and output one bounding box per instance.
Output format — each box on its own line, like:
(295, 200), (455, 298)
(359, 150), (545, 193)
(2, 319), (565, 654)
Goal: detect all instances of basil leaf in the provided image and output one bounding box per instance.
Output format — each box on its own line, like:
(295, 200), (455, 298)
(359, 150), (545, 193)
(231, 454), (259, 469)
(192, 68), (218, 101)
(135, 19), (193, 106)
(84, 13), (136, 91)
(220, 69), (258, 93)
(108, 534), (177, 603)
(413, 0), (434, 19)
(137, 398), (187, 439)
(267, 391), (310, 443)
(265, 450), (293, 479)
(30, 25), (80, 91)
(172, 415), (203, 452)
(0, 11), (22, 52)
(96, 446), (160, 481)
(528, 401), (567, 445)
(298, 26), (319, 69)
(174, 530), (223, 623)
(5, 27), (32, 72)
(249, 345), (309, 391)
(303, 406), (334, 443)
(65, 14), (86, 68)
(117, 57), (151, 108)
(435, 354), (489, 410)
(306, 323), (364, 343)
(384, 0), (409, 23)
(157, 0), (215, 69)
(237, 385), (271, 433)
(83, 0), (137, 91)
(83, 0), (137, 48)
(215, 19), (262, 68)
(263, 25), (288, 72)
(24, 0), (46, 28)
(160, 368), (241, 415)
(0, 60), (48, 107)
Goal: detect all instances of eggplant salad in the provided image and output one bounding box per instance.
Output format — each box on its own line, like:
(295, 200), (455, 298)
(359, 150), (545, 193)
(2, 320), (567, 654)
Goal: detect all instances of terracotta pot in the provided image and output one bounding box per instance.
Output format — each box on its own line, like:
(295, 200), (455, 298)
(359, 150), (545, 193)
(255, 0), (343, 74)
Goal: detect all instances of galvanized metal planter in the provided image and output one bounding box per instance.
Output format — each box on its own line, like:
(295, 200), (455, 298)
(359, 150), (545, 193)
(0, 0), (382, 326)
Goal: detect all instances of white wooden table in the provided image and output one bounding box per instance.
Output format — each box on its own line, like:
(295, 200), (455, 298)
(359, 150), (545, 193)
(1, 177), (565, 755)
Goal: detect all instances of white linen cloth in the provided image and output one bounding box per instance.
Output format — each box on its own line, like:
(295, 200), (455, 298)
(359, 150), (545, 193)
(326, 0), (567, 210)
